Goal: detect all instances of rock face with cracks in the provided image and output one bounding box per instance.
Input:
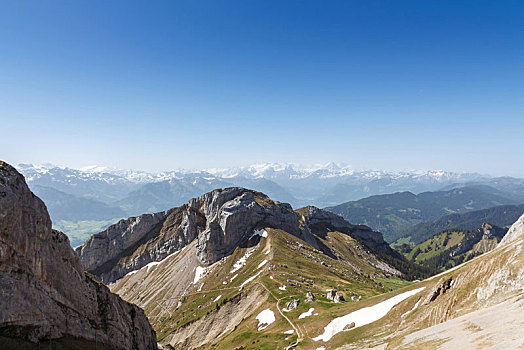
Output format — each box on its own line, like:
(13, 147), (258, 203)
(0, 161), (157, 349)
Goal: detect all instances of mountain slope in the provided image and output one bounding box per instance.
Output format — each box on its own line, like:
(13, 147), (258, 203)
(332, 213), (524, 350)
(0, 161), (157, 349)
(402, 203), (524, 244)
(326, 186), (515, 242)
(76, 187), (427, 349)
(401, 223), (507, 272)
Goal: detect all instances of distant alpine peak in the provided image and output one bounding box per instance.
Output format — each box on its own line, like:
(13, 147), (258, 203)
(18, 162), (486, 184)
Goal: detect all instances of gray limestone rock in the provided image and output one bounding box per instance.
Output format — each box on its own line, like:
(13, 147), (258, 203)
(286, 299), (300, 311)
(0, 161), (157, 349)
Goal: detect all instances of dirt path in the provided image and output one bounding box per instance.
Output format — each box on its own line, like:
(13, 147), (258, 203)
(259, 281), (304, 349)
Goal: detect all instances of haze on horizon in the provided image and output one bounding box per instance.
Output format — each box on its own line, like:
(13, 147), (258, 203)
(1, 1), (523, 177)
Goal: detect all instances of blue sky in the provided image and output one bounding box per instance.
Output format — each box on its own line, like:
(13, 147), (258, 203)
(1, 1), (523, 175)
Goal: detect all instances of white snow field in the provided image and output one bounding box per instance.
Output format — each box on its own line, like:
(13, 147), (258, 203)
(313, 287), (426, 342)
(256, 309), (276, 331)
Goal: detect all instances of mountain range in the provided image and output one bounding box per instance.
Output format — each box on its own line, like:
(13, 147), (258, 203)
(18, 163), (523, 246)
(19, 162), (492, 209)
(326, 185), (520, 243)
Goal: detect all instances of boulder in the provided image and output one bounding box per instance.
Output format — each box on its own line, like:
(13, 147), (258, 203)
(326, 290), (345, 303)
(286, 299), (300, 311)
(326, 290), (337, 301)
(343, 322), (356, 331)
(306, 292), (315, 302)
(335, 292), (346, 302)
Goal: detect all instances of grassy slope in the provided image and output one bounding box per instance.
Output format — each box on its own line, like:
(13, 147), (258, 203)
(110, 224), (415, 349)
(330, 228), (524, 350)
(407, 231), (466, 263)
(400, 224), (507, 272)
(162, 228), (411, 349)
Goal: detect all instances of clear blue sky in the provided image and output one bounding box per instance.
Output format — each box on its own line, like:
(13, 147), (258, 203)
(1, 1), (523, 175)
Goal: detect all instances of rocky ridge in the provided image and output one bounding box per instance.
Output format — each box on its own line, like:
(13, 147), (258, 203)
(77, 188), (404, 284)
(0, 161), (157, 349)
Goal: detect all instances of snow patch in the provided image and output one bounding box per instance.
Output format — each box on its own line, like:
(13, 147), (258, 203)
(230, 247), (257, 273)
(250, 229), (268, 240)
(213, 295), (222, 303)
(258, 260), (268, 269)
(194, 266), (206, 284)
(230, 274), (238, 281)
(256, 309), (275, 331)
(401, 298), (421, 318)
(279, 286), (287, 291)
(313, 287), (426, 342)
(239, 271), (262, 289)
(133, 249), (181, 274)
(284, 329), (294, 334)
(299, 308), (315, 319)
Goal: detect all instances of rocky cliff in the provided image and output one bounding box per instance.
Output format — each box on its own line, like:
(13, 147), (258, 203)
(77, 187), (403, 284)
(0, 161), (157, 349)
(499, 213), (524, 246)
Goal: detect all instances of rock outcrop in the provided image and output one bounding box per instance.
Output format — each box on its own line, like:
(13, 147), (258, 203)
(285, 299), (300, 311)
(451, 223), (507, 257)
(326, 290), (345, 303)
(499, 213), (524, 246)
(306, 292), (316, 302)
(0, 161), (157, 349)
(78, 188), (401, 284)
